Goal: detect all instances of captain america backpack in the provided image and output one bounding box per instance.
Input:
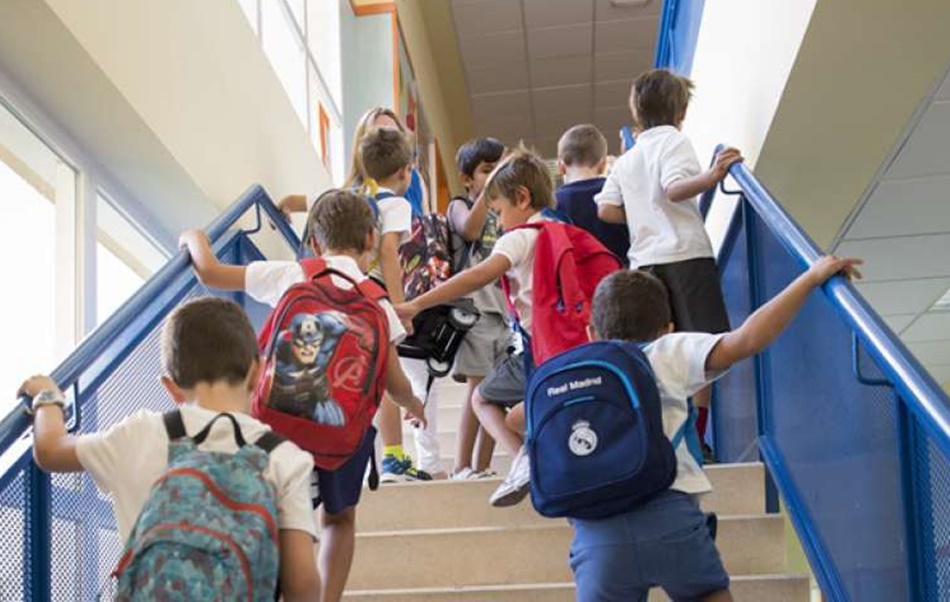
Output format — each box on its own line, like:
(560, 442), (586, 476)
(525, 340), (685, 520)
(252, 258), (389, 471)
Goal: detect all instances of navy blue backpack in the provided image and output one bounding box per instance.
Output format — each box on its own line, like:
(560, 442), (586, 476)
(526, 341), (685, 520)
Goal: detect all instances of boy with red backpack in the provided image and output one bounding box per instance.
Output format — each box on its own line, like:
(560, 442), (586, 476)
(397, 148), (622, 507)
(180, 189), (426, 602)
(21, 298), (320, 600)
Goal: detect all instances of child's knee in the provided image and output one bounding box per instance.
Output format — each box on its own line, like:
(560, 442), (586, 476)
(321, 506), (356, 529)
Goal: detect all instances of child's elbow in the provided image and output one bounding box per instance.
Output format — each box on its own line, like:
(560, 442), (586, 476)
(33, 445), (56, 472)
(280, 574), (320, 601)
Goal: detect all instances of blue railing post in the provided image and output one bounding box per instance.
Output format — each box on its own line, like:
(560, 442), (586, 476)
(25, 465), (52, 601)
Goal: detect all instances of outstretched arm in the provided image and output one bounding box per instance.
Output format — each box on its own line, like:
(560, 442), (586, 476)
(378, 231), (406, 305)
(707, 256), (863, 372)
(277, 195), (308, 219)
(20, 376), (82, 472)
(666, 147), (743, 203)
(179, 229), (246, 291)
(396, 254), (510, 321)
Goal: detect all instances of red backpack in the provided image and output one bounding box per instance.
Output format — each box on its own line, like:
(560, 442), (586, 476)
(502, 222), (623, 369)
(252, 258), (389, 470)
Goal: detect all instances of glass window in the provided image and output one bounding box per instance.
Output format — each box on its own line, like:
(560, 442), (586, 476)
(0, 100), (75, 415)
(237, 0), (259, 34)
(262, 0), (308, 126)
(306, 0), (342, 108)
(95, 195), (167, 326)
(286, 0), (306, 31)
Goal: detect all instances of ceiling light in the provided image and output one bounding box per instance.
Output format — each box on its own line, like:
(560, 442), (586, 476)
(931, 287), (950, 312)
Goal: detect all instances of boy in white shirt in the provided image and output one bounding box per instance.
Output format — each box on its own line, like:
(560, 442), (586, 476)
(398, 148), (561, 506)
(180, 189), (426, 602)
(359, 127), (436, 482)
(574, 256), (861, 602)
(21, 297), (320, 600)
(596, 68), (743, 462)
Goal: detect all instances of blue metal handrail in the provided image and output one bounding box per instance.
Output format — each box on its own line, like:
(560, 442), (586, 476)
(710, 147), (950, 601)
(0, 184), (300, 457)
(724, 160), (950, 460)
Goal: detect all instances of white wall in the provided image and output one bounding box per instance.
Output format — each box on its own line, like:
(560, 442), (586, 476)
(682, 0), (818, 252)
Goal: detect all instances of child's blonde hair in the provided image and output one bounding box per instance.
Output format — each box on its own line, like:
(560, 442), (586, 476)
(484, 147), (554, 210)
(345, 107), (407, 188)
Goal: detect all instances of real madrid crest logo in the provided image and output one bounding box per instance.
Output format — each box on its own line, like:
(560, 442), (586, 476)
(568, 420), (598, 456)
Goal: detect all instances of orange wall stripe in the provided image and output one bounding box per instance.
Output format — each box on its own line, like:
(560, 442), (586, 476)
(349, 1), (395, 17)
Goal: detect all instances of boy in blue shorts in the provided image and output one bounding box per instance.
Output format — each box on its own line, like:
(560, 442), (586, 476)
(180, 189), (426, 602)
(575, 256), (861, 601)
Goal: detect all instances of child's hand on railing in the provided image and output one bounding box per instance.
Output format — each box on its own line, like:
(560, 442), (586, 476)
(178, 229), (210, 256)
(18, 375), (61, 401)
(711, 147), (743, 181)
(808, 256), (864, 286)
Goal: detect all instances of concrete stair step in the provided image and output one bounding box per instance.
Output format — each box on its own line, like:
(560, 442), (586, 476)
(346, 515), (786, 590)
(361, 463), (765, 531)
(344, 574), (810, 601)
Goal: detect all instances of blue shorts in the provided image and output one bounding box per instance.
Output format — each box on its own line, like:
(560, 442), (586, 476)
(312, 427), (376, 516)
(569, 490), (729, 602)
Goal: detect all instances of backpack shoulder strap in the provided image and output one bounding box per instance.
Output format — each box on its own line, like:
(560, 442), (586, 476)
(355, 277), (389, 303)
(300, 257), (328, 280)
(254, 430), (286, 454)
(163, 410), (187, 441)
(375, 191), (397, 201)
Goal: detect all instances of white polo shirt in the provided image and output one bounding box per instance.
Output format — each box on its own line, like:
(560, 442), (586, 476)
(595, 126), (714, 268)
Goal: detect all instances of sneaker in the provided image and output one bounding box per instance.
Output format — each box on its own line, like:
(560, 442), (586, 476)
(380, 455), (433, 483)
(489, 446), (531, 507)
(450, 467), (476, 481)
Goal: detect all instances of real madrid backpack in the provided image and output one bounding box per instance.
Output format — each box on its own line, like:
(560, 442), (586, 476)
(525, 340), (686, 520)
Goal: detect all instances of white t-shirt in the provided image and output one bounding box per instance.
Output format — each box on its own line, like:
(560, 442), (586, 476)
(594, 126), (714, 268)
(368, 188), (412, 283)
(75, 405), (317, 542)
(490, 212), (556, 330)
(642, 332), (727, 495)
(244, 254), (406, 344)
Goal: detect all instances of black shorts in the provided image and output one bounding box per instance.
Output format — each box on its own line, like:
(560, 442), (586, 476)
(643, 258), (730, 334)
(312, 426), (376, 515)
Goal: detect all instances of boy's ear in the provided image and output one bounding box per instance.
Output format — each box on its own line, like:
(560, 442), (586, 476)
(595, 157), (608, 175)
(308, 233), (323, 256)
(459, 172), (474, 190)
(245, 358), (263, 393)
(664, 322), (675, 335)
(587, 324), (601, 342)
(160, 376), (187, 405)
(365, 229), (378, 254)
(557, 160), (567, 176)
(515, 185), (532, 209)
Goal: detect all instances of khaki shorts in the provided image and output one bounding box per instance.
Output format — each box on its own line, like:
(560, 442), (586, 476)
(452, 312), (511, 382)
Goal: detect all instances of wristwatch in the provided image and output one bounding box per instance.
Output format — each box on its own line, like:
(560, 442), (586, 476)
(29, 389), (67, 415)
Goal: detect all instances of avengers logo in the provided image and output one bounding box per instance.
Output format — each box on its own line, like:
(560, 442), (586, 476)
(331, 354), (369, 393)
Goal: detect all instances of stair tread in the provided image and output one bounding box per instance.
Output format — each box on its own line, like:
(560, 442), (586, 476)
(346, 573), (810, 595)
(357, 514), (783, 537)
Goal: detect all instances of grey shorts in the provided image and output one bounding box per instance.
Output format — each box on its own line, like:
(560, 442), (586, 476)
(453, 312), (510, 382)
(476, 352), (526, 407)
(570, 490), (729, 602)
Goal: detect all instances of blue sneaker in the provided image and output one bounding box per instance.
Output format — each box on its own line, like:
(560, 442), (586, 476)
(380, 455), (433, 483)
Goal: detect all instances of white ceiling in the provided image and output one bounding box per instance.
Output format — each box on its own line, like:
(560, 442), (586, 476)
(835, 67), (950, 387)
(450, 0), (661, 157)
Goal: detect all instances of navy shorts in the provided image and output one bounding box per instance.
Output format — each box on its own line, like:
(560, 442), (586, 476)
(569, 489), (729, 602)
(312, 427), (376, 516)
(643, 258), (731, 335)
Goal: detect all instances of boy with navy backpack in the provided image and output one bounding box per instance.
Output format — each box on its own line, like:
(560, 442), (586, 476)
(397, 148), (622, 507)
(21, 297), (320, 600)
(558, 258), (861, 602)
(180, 189), (426, 602)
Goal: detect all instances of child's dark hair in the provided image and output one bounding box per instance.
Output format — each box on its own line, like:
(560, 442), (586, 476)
(306, 189), (376, 254)
(558, 124), (607, 168)
(630, 69), (694, 130)
(456, 137), (505, 178)
(484, 147), (554, 210)
(591, 270), (672, 342)
(161, 297), (259, 388)
(359, 127), (412, 181)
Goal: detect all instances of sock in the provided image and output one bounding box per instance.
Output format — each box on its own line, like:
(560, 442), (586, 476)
(383, 444), (405, 460)
(696, 407), (709, 442)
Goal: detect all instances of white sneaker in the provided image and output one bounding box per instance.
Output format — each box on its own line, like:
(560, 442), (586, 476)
(489, 445), (531, 507)
(451, 467), (476, 481)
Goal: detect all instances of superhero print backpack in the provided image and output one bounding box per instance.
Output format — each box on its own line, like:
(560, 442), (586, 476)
(252, 258), (389, 470)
